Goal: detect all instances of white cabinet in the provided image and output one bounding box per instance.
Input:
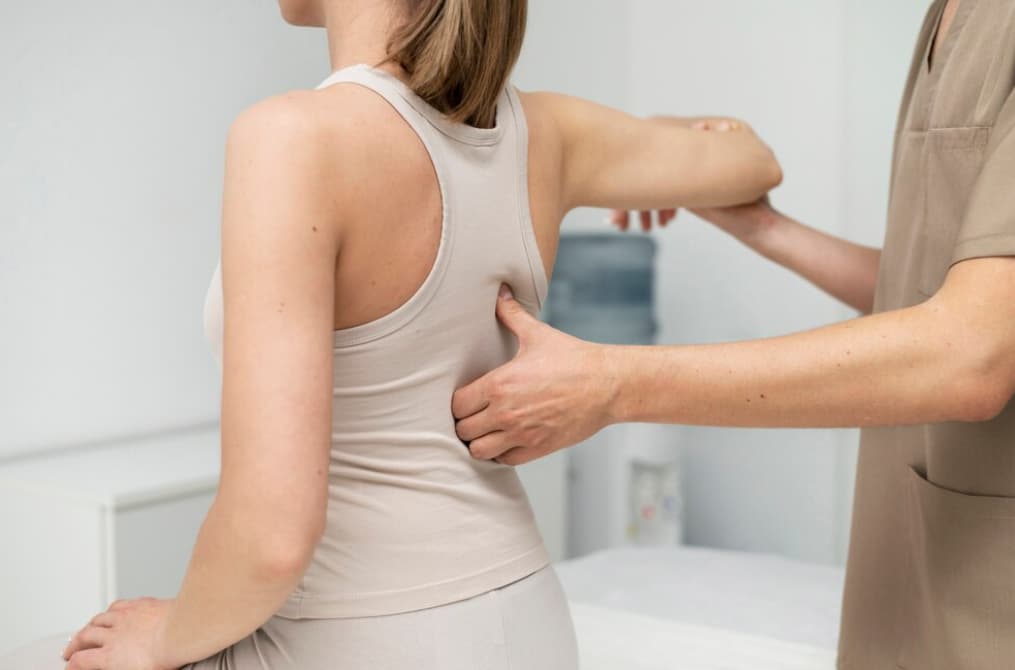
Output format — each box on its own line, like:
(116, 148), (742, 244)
(0, 429), (219, 655)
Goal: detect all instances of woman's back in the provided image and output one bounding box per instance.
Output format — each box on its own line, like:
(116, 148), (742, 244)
(204, 63), (558, 618)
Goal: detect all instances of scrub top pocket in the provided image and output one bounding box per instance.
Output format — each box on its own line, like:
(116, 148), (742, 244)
(897, 466), (1015, 670)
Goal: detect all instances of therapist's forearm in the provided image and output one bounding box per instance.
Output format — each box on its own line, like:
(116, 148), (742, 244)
(608, 299), (997, 428)
(735, 209), (881, 314)
(151, 498), (311, 668)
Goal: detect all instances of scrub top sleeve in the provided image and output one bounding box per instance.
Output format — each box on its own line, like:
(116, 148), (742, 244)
(951, 92), (1015, 265)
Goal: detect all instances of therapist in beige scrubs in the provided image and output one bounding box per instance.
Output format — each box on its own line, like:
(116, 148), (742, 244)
(453, 1), (1015, 668)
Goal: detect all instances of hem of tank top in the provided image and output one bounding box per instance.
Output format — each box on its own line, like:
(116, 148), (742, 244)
(317, 78), (456, 348)
(320, 64), (508, 147)
(505, 85), (550, 310)
(273, 543), (550, 619)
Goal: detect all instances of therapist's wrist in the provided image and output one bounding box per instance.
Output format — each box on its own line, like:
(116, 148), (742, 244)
(598, 344), (631, 426)
(738, 201), (787, 254)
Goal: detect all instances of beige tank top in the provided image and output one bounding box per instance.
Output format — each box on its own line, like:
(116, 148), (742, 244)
(201, 64), (551, 618)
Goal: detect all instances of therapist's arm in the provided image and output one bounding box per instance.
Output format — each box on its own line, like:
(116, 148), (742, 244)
(453, 257), (1015, 465)
(692, 198), (882, 314)
(613, 195), (881, 314)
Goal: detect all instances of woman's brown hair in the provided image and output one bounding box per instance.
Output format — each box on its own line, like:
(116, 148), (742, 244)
(386, 0), (528, 129)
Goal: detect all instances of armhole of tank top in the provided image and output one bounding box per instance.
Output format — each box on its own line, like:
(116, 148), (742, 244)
(319, 69), (455, 348)
(506, 85), (550, 310)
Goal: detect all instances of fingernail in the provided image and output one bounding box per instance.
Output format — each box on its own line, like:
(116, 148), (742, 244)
(499, 285), (514, 299)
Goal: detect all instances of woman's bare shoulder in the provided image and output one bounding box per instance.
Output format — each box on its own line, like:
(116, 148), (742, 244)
(227, 84), (405, 161)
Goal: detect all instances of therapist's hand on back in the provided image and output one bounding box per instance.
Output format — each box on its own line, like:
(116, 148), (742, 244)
(453, 285), (615, 465)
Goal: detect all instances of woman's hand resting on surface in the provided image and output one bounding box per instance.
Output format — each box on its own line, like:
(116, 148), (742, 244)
(62, 597), (176, 670)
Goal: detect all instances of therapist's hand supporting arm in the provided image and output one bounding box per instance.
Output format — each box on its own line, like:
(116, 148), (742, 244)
(454, 257), (1015, 465)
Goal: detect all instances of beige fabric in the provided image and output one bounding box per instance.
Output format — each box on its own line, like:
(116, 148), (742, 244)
(0, 566), (578, 670)
(839, 2), (1015, 669)
(203, 64), (551, 619)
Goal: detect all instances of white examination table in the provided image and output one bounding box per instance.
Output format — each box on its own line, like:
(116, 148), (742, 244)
(556, 546), (844, 669)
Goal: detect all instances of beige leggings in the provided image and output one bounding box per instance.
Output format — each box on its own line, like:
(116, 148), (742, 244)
(1, 566), (578, 670)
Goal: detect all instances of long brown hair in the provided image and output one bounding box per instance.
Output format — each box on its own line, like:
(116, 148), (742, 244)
(386, 0), (527, 129)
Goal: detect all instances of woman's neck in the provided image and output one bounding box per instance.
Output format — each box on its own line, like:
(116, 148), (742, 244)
(324, 1), (405, 77)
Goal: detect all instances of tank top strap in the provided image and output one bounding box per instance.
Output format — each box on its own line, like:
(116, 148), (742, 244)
(315, 64), (457, 348)
(315, 64), (441, 146)
(317, 64), (508, 147)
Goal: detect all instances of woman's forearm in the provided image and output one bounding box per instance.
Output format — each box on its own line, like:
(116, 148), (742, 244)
(151, 499), (311, 668)
(745, 210), (881, 313)
(610, 298), (1002, 429)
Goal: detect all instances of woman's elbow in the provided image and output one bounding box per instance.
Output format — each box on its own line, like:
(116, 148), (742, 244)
(754, 145), (783, 192)
(765, 152), (784, 191)
(252, 522), (323, 579)
(254, 542), (316, 580)
(730, 121), (782, 192)
(231, 503), (325, 579)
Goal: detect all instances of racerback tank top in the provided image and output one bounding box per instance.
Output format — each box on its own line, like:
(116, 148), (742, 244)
(201, 63), (551, 618)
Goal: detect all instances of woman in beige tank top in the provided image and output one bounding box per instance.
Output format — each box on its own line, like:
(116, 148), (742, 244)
(4, 1), (781, 669)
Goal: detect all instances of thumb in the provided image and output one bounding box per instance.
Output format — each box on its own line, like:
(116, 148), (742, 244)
(496, 284), (539, 344)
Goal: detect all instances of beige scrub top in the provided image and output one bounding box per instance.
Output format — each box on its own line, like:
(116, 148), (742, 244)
(838, 1), (1015, 669)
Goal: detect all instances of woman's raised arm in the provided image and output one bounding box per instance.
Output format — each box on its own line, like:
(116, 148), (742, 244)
(522, 91), (782, 213)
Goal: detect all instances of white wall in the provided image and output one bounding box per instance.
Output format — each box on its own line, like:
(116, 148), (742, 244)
(0, 0), (327, 459)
